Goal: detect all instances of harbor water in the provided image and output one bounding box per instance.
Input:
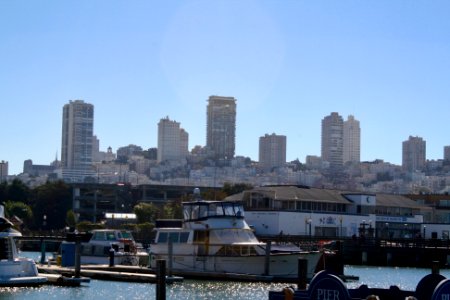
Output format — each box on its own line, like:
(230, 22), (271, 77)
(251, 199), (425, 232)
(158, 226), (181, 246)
(2, 253), (450, 299)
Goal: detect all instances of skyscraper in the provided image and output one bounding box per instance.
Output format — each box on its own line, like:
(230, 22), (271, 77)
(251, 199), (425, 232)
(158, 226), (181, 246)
(206, 96), (236, 160)
(259, 133), (286, 170)
(0, 160), (8, 181)
(343, 115), (361, 163)
(157, 116), (189, 163)
(321, 112), (344, 169)
(444, 146), (450, 161)
(402, 136), (426, 172)
(61, 100), (94, 180)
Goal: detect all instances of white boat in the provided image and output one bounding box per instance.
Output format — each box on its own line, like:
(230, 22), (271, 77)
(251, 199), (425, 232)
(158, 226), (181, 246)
(149, 199), (323, 279)
(78, 229), (148, 266)
(0, 206), (47, 286)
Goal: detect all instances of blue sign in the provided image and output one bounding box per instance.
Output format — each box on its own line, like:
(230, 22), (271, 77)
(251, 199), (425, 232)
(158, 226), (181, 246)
(308, 271), (353, 300)
(432, 279), (450, 300)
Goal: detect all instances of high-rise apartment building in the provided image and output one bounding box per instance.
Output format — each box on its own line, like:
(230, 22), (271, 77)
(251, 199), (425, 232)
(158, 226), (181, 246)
(402, 136), (426, 172)
(343, 115), (361, 163)
(0, 160), (8, 181)
(259, 133), (286, 170)
(321, 112), (344, 169)
(157, 116), (189, 163)
(444, 146), (450, 161)
(206, 96), (236, 160)
(61, 100), (95, 180)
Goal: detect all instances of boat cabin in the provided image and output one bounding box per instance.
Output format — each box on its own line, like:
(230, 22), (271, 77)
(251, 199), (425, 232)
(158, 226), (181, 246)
(182, 201), (245, 222)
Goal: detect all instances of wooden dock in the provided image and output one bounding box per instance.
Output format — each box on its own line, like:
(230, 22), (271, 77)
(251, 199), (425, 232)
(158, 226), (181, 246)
(40, 273), (90, 286)
(38, 265), (183, 283)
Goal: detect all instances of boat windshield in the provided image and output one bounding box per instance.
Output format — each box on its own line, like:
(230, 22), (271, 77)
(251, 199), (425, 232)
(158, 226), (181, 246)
(119, 231), (133, 240)
(183, 201), (244, 221)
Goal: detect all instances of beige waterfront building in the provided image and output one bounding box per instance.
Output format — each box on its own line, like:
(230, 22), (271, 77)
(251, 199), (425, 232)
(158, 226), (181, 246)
(259, 133), (286, 171)
(343, 115), (361, 163)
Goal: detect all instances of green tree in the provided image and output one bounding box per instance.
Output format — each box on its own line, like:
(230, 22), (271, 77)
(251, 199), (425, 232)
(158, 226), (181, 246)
(222, 182), (253, 196)
(133, 202), (160, 223)
(6, 179), (30, 202)
(29, 180), (72, 230)
(4, 201), (33, 227)
(0, 181), (8, 203)
(162, 201), (182, 219)
(66, 209), (77, 229)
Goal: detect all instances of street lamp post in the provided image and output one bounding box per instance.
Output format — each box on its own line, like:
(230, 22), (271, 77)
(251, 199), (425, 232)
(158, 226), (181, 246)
(42, 214), (47, 231)
(307, 218), (312, 248)
(423, 225), (426, 239)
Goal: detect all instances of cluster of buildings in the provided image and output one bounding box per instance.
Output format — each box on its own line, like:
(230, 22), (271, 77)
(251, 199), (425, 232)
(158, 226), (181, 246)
(0, 97), (449, 195)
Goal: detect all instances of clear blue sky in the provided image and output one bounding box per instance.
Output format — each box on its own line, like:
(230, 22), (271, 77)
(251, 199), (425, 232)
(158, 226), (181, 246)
(1, 1), (450, 175)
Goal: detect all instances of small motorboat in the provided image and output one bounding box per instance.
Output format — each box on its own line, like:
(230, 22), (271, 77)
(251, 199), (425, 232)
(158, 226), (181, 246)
(77, 229), (148, 266)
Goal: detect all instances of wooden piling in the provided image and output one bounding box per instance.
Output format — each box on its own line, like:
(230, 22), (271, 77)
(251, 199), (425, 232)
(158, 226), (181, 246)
(40, 239), (46, 264)
(297, 258), (308, 290)
(109, 248), (115, 267)
(74, 239), (81, 278)
(156, 259), (166, 300)
(264, 241), (271, 276)
(432, 260), (440, 274)
(168, 240), (173, 276)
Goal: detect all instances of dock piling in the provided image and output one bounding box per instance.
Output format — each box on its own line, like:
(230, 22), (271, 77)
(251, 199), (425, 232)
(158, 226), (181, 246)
(297, 258), (308, 290)
(432, 260), (440, 274)
(156, 259), (166, 300)
(74, 238), (81, 278)
(109, 247), (115, 267)
(264, 241), (271, 276)
(40, 238), (46, 264)
(168, 240), (173, 276)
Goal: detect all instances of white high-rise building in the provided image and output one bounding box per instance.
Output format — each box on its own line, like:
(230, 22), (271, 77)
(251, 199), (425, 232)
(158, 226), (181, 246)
(61, 100), (95, 181)
(343, 115), (361, 163)
(157, 116), (189, 163)
(259, 133), (286, 170)
(206, 96), (236, 160)
(402, 136), (426, 172)
(321, 112), (344, 169)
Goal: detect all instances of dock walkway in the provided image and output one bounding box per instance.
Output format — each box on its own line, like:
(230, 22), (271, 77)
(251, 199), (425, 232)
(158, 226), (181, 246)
(38, 265), (183, 283)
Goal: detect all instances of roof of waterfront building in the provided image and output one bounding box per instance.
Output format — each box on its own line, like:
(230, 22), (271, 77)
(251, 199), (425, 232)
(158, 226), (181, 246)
(226, 185), (351, 204)
(226, 185), (428, 209)
(374, 193), (427, 209)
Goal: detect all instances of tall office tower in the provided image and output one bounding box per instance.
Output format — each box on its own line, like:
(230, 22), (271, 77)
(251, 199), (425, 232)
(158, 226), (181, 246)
(444, 146), (450, 161)
(321, 112), (344, 169)
(157, 116), (189, 163)
(343, 115), (361, 163)
(206, 96), (236, 160)
(0, 160), (8, 181)
(402, 136), (426, 172)
(61, 100), (94, 178)
(259, 133), (286, 170)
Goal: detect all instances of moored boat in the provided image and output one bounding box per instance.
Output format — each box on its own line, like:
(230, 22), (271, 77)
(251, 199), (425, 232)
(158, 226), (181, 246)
(77, 229), (148, 266)
(149, 198), (323, 279)
(0, 206), (47, 286)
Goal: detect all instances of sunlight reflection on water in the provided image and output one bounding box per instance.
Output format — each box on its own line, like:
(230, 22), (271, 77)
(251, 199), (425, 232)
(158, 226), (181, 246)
(3, 261), (450, 299)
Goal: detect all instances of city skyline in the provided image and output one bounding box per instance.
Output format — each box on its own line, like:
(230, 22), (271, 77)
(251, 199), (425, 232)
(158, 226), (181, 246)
(1, 1), (450, 175)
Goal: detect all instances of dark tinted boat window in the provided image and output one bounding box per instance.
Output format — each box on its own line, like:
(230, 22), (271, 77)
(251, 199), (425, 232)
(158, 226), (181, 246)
(158, 232), (168, 243)
(180, 232), (190, 243)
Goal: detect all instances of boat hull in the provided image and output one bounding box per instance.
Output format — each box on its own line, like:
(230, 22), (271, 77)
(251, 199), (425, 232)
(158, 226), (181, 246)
(0, 259), (48, 287)
(80, 252), (148, 266)
(151, 251), (322, 279)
